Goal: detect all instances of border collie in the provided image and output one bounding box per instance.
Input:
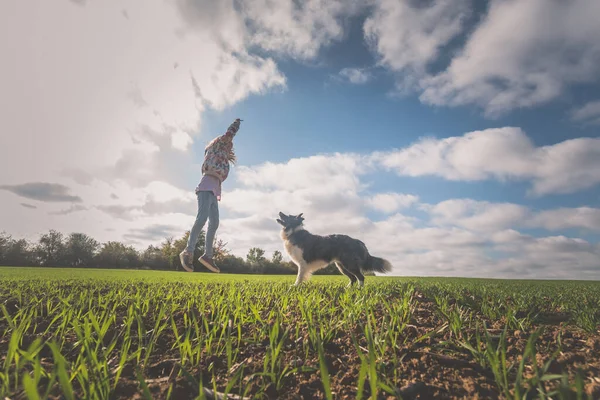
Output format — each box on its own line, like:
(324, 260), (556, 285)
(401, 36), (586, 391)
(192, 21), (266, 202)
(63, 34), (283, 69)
(276, 212), (393, 286)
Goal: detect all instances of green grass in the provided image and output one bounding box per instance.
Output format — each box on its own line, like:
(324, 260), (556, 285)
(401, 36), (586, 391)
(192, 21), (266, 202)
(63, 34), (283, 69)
(1, 267), (599, 399)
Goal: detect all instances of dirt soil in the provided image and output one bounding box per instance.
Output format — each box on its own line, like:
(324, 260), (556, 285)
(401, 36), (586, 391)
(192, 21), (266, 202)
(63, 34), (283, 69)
(2, 290), (600, 399)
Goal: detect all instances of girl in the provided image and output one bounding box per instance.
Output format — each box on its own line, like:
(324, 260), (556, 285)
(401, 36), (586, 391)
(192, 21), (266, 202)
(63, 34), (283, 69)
(179, 118), (242, 272)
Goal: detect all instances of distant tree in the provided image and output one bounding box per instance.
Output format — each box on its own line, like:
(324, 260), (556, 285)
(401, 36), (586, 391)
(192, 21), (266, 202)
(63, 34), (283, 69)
(8, 239), (33, 266)
(0, 232), (9, 254)
(35, 230), (67, 267)
(141, 245), (169, 270)
(159, 237), (176, 269)
(313, 263), (341, 275)
(1, 228), (312, 274)
(247, 247), (266, 265)
(261, 260), (296, 275)
(271, 250), (283, 264)
(217, 254), (249, 274)
(0, 232), (11, 264)
(95, 241), (140, 269)
(172, 232), (193, 255)
(213, 238), (231, 262)
(0, 232), (33, 266)
(161, 231), (206, 271)
(213, 253), (294, 275)
(64, 233), (99, 267)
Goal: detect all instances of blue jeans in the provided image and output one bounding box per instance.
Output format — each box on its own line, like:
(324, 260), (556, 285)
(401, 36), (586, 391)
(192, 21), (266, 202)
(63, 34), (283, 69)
(185, 191), (219, 257)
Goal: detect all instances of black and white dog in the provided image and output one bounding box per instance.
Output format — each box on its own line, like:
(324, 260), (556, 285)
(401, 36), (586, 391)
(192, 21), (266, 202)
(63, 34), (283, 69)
(276, 212), (392, 286)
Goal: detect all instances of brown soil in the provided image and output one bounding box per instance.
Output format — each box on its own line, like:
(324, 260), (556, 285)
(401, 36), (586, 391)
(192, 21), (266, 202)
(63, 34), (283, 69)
(2, 290), (600, 399)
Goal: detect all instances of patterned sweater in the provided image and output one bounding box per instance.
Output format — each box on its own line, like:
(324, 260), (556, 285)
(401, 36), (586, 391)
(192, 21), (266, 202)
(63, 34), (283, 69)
(201, 119), (241, 183)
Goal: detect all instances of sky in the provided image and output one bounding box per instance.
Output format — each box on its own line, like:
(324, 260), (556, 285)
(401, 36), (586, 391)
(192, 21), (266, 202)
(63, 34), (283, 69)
(1, 0), (600, 279)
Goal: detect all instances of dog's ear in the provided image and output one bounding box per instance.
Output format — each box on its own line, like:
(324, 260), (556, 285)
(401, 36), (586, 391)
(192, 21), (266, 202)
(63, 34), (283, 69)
(297, 213), (304, 220)
(279, 211), (286, 219)
(276, 218), (284, 226)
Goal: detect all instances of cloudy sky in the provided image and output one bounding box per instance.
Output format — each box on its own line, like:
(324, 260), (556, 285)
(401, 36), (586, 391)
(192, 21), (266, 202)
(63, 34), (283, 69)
(1, 0), (599, 279)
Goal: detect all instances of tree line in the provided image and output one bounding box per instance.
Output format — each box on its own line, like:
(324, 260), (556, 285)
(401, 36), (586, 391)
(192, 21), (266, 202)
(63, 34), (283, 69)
(0, 230), (341, 274)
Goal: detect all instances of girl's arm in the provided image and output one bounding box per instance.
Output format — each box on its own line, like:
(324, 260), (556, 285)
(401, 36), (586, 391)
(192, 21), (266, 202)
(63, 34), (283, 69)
(204, 118), (242, 153)
(224, 118), (241, 138)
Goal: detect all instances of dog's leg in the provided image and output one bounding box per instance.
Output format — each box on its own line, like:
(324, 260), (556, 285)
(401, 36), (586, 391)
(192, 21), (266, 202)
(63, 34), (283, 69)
(354, 270), (365, 287)
(294, 264), (310, 286)
(342, 258), (364, 288)
(335, 262), (357, 287)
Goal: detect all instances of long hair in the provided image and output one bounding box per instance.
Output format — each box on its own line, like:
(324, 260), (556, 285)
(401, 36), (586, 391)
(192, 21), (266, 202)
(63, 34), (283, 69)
(227, 147), (236, 165)
(204, 136), (236, 165)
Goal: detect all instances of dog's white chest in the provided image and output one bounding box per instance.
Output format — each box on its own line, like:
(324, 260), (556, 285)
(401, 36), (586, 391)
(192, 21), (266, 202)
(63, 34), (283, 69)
(283, 239), (304, 264)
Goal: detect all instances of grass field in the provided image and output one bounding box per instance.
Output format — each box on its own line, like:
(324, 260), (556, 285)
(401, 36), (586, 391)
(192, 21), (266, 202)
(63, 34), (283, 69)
(1, 267), (599, 399)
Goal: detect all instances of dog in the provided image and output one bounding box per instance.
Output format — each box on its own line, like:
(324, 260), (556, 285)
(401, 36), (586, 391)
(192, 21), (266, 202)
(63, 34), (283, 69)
(276, 212), (392, 286)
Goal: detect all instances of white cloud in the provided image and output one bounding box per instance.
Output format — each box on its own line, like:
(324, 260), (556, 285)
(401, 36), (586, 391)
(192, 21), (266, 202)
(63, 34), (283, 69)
(425, 199), (600, 233)
(0, 0), (286, 185)
(363, 0), (600, 116)
(418, 0), (600, 116)
(175, 0), (365, 61)
(0, 0), (288, 247)
(365, 217), (600, 279)
(216, 152), (377, 258)
(570, 100), (600, 125)
(492, 234), (600, 279)
(174, 0), (248, 53)
(221, 153), (368, 237)
(216, 153), (600, 279)
(426, 199), (528, 232)
(338, 68), (372, 84)
(364, 0), (470, 91)
(376, 127), (600, 195)
(353, 213), (599, 280)
(529, 207), (600, 232)
(241, 0), (364, 60)
(366, 193), (419, 214)
(0, 183), (83, 203)
(235, 153), (369, 192)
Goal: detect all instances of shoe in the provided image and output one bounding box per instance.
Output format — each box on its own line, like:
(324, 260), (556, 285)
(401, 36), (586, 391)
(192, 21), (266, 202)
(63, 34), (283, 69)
(199, 255), (220, 273)
(179, 250), (194, 272)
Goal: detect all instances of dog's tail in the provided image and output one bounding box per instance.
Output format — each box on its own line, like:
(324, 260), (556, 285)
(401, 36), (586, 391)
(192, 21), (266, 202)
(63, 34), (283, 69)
(364, 255), (393, 274)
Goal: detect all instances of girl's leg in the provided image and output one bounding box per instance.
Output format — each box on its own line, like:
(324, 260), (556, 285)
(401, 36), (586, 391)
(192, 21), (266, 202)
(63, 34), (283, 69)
(204, 194), (219, 258)
(185, 191), (211, 253)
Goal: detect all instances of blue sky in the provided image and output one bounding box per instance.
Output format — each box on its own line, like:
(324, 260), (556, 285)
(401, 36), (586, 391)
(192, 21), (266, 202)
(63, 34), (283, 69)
(1, 0), (599, 279)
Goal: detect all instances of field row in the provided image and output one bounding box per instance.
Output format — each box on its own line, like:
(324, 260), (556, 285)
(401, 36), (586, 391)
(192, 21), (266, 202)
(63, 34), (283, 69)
(1, 268), (599, 399)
